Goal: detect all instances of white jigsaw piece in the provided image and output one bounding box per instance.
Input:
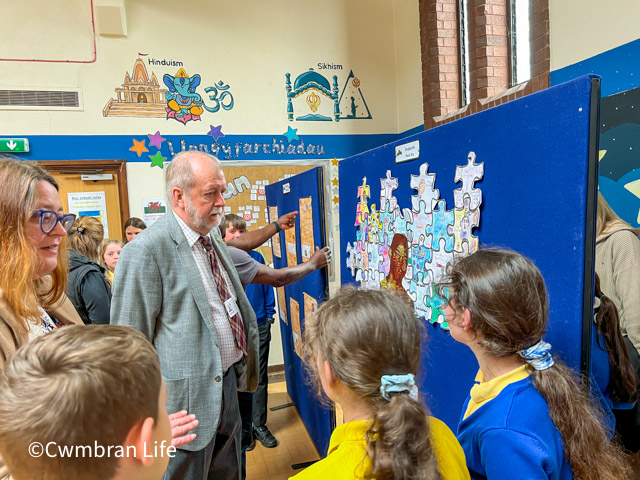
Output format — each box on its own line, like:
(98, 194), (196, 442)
(406, 201), (433, 246)
(454, 151), (484, 209)
(380, 170), (399, 212)
(449, 194), (480, 253)
(410, 162), (440, 212)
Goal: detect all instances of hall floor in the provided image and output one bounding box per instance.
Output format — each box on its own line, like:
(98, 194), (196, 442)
(246, 381), (320, 480)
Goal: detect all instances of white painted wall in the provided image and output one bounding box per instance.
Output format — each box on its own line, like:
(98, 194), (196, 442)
(549, 0), (640, 70)
(0, 0), (423, 136)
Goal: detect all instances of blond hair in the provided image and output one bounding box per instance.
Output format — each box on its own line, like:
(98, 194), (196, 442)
(69, 216), (104, 262)
(0, 325), (162, 480)
(444, 249), (629, 479)
(597, 192), (639, 237)
(305, 288), (442, 480)
(0, 158), (68, 335)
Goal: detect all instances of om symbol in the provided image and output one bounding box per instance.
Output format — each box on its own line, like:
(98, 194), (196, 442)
(204, 81), (234, 113)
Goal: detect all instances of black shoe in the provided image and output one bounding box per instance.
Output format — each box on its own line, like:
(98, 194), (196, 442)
(254, 425), (278, 448)
(245, 438), (256, 452)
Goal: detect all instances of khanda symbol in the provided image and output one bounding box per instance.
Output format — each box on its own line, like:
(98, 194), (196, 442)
(306, 91), (321, 112)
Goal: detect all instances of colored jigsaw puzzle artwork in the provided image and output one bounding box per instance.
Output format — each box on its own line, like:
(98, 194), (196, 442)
(344, 152), (484, 330)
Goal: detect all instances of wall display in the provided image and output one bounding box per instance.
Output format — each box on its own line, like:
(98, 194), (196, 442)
(269, 206), (281, 258)
(142, 198), (167, 226)
(285, 67), (372, 122)
(277, 287), (288, 324)
(299, 197), (315, 261)
(68, 191), (109, 238)
(290, 298), (303, 358)
(345, 154), (484, 329)
(103, 58), (234, 125)
(220, 165), (312, 263)
(598, 86), (640, 227)
(339, 75), (600, 430)
(266, 167), (332, 454)
(284, 223), (298, 267)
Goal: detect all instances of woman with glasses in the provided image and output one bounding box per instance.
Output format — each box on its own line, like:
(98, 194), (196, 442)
(67, 216), (111, 325)
(0, 158), (81, 369)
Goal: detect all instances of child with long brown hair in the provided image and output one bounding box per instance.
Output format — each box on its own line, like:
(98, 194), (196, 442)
(443, 249), (629, 479)
(291, 287), (469, 480)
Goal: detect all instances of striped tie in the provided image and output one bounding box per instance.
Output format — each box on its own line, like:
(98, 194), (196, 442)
(200, 235), (247, 355)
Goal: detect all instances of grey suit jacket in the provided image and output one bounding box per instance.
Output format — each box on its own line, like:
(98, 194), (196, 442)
(110, 209), (258, 452)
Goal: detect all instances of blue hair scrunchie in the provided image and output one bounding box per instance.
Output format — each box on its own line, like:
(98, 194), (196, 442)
(518, 339), (555, 371)
(380, 374), (419, 401)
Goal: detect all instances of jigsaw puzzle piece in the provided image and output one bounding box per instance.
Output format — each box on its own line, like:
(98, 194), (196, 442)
(426, 200), (454, 251)
(454, 151), (484, 209)
(410, 162), (440, 212)
(406, 201), (433, 246)
(380, 170), (399, 212)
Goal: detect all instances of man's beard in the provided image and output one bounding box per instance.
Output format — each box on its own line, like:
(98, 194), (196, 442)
(185, 199), (223, 231)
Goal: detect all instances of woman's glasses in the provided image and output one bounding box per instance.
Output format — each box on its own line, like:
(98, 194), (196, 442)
(32, 210), (76, 234)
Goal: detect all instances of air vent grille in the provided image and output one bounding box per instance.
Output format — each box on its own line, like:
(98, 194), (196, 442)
(0, 88), (82, 110)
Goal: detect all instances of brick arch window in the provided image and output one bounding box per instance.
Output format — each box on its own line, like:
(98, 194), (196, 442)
(419, 0), (549, 130)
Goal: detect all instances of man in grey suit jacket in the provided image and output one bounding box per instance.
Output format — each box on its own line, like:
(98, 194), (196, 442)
(111, 151), (263, 480)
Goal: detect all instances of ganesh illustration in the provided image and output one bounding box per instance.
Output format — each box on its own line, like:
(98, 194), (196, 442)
(163, 68), (234, 124)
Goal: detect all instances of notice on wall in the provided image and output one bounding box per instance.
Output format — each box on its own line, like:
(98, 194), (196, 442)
(68, 191), (109, 238)
(277, 287), (287, 324)
(303, 293), (318, 329)
(290, 298), (303, 358)
(299, 197), (314, 261)
(269, 206), (281, 258)
(285, 224), (298, 267)
(142, 198), (167, 226)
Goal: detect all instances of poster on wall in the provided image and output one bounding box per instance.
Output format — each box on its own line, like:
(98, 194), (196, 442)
(142, 198), (167, 226)
(285, 224), (298, 267)
(344, 152), (484, 330)
(303, 292), (318, 328)
(68, 191), (109, 239)
(277, 287), (288, 324)
(269, 206), (281, 258)
(290, 298), (303, 358)
(299, 197), (314, 261)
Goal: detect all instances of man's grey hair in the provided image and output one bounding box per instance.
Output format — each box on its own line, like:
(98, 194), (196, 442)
(165, 151), (222, 203)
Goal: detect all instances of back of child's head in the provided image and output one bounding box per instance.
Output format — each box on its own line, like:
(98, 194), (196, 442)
(446, 248), (548, 356)
(594, 273), (638, 404)
(69, 216), (105, 262)
(305, 287), (442, 480)
(445, 248), (629, 479)
(0, 325), (163, 480)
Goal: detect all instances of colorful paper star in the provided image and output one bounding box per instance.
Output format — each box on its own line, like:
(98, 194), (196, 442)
(129, 139), (148, 157)
(284, 126), (299, 142)
(149, 151), (167, 168)
(331, 158), (339, 166)
(207, 125), (225, 142)
(147, 131), (166, 149)
(333, 195), (340, 204)
(331, 178), (339, 186)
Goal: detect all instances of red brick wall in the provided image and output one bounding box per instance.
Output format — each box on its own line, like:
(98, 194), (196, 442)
(418, 0), (549, 130)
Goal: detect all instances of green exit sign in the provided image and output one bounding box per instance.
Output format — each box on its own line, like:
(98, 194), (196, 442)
(0, 138), (29, 153)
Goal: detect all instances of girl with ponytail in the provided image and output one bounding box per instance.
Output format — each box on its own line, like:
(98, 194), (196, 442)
(443, 249), (629, 479)
(291, 287), (469, 480)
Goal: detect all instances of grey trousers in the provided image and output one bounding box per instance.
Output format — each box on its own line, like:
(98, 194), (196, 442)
(162, 366), (242, 480)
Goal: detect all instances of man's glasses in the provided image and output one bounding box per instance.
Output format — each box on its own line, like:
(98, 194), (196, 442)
(32, 210), (76, 234)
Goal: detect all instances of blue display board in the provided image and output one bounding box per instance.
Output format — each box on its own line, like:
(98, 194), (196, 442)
(338, 76), (600, 430)
(265, 167), (333, 455)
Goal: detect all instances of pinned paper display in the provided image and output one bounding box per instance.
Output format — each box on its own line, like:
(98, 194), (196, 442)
(299, 197), (315, 261)
(345, 151), (484, 330)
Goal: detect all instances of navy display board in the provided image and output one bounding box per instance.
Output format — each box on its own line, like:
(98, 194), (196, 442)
(338, 75), (600, 430)
(265, 167), (333, 455)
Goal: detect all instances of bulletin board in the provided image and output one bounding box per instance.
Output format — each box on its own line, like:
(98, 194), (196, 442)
(221, 164), (313, 263)
(265, 167), (333, 455)
(338, 75), (600, 430)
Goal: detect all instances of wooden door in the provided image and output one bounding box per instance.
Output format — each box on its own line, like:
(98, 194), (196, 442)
(38, 160), (130, 243)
